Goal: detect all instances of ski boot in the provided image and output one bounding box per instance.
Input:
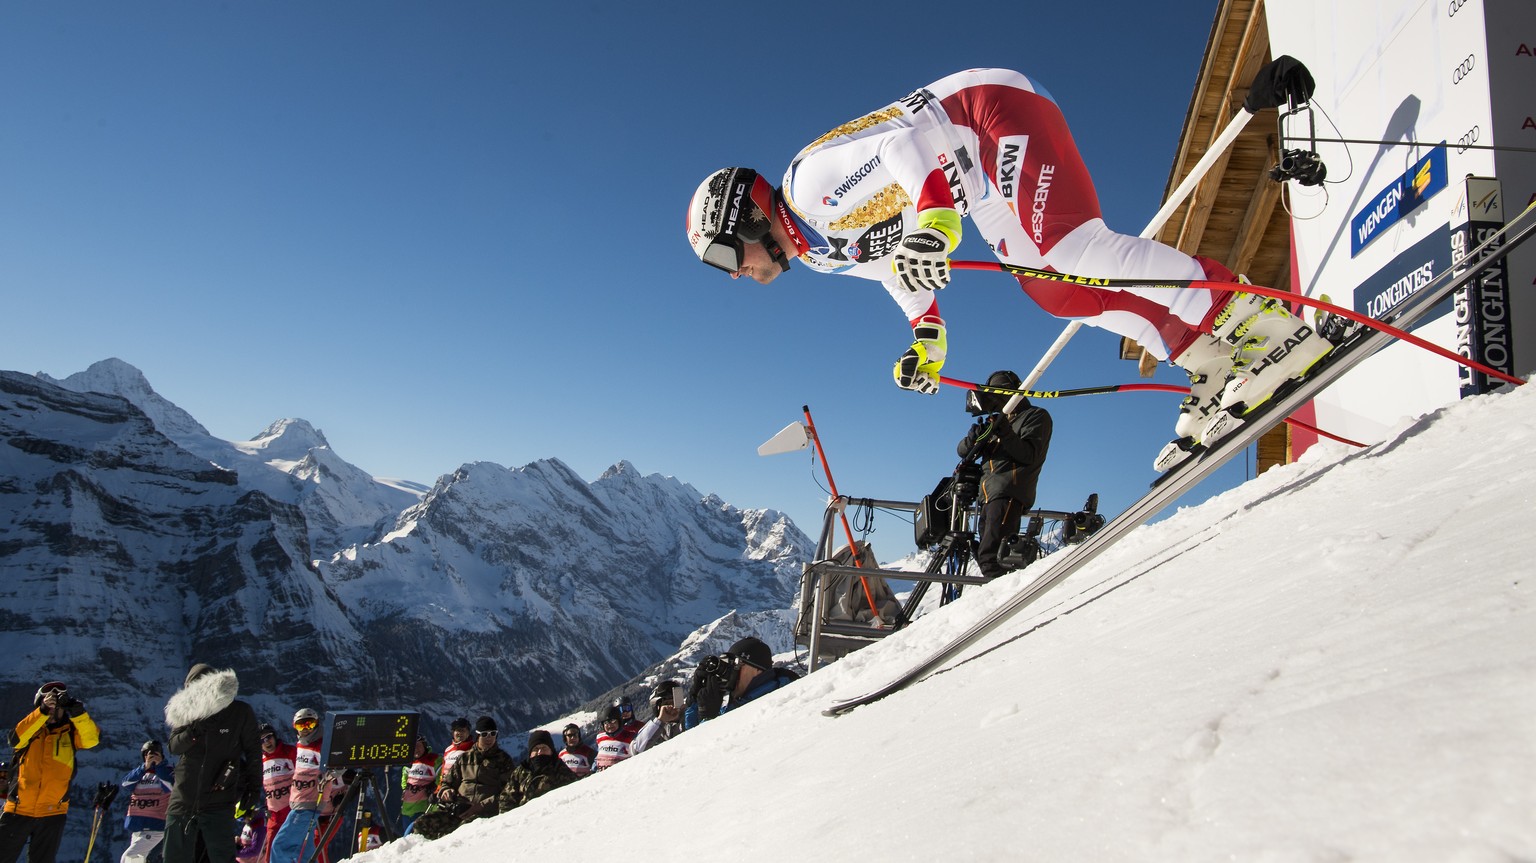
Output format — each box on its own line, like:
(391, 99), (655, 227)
(1152, 333), (1234, 472)
(1214, 291), (1334, 414)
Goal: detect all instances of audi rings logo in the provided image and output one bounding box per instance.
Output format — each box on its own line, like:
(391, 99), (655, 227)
(1447, 0), (1467, 16)
(1452, 54), (1475, 85)
(1457, 125), (1480, 154)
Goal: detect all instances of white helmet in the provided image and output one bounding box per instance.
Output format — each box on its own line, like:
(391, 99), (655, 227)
(686, 167), (790, 274)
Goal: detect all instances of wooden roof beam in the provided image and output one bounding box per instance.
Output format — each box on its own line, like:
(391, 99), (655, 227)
(1173, 1), (1270, 254)
(1228, 136), (1285, 274)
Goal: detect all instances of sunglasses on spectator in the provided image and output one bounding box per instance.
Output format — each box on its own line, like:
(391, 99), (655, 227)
(260, 734), (275, 742)
(476, 730), (497, 737)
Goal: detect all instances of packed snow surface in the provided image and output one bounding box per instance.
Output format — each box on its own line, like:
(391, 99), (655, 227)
(359, 382), (1536, 861)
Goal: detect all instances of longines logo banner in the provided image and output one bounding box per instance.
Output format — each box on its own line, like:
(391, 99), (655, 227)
(1353, 224), (1452, 323)
(1451, 177), (1514, 398)
(1350, 147), (1449, 257)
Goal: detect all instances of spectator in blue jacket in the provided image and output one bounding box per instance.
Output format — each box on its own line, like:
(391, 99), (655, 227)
(683, 638), (799, 728)
(119, 741), (175, 863)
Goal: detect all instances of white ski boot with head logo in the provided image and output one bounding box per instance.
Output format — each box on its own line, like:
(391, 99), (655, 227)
(1213, 292), (1333, 414)
(1152, 334), (1233, 472)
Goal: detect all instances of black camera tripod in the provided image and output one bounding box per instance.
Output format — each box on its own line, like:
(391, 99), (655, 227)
(304, 768), (399, 863)
(904, 460), (986, 614)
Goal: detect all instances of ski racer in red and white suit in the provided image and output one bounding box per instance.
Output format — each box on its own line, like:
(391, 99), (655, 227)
(778, 67), (1234, 365)
(687, 67), (1333, 467)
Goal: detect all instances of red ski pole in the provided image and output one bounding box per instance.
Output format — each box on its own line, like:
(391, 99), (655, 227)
(949, 259), (1525, 389)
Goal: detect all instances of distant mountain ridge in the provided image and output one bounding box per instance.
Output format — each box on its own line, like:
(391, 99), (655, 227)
(41, 358), (420, 554)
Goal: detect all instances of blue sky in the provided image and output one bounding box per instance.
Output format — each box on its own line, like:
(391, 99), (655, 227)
(1, 0), (1259, 550)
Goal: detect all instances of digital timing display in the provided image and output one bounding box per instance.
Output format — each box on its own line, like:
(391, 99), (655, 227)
(319, 711), (419, 769)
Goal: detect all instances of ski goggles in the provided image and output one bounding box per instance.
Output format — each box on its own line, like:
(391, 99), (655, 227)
(700, 234), (748, 274)
(38, 682), (67, 697)
(697, 168), (775, 274)
(293, 718), (318, 732)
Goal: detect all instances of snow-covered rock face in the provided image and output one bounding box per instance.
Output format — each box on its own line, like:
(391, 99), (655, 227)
(321, 456), (811, 731)
(0, 369), (375, 742)
(40, 358), (418, 555)
(1, 362), (810, 858)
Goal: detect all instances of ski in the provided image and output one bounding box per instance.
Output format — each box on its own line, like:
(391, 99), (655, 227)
(823, 201), (1536, 717)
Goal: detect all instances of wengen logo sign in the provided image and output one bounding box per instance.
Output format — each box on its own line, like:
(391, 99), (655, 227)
(1351, 148), (1448, 257)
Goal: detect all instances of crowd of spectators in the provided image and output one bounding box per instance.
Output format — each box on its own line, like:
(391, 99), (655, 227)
(2, 637), (797, 862)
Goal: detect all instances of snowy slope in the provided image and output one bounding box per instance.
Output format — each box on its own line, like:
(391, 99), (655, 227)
(355, 381), (1536, 860)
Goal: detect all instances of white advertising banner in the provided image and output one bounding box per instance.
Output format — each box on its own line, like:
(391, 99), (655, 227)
(1265, 0), (1534, 446)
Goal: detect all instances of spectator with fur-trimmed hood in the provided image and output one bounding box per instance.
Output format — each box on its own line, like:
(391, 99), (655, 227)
(163, 665), (261, 863)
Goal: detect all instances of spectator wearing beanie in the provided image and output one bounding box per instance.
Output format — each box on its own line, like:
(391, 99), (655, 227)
(500, 730), (577, 811)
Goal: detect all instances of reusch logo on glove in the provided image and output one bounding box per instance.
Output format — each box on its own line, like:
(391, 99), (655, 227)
(902, 234), (946, 253)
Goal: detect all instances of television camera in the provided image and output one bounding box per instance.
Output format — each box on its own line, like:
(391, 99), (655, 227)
(912, 438), (1106, 606)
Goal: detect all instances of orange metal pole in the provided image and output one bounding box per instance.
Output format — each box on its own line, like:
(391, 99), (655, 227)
(802, 405), (885, 625)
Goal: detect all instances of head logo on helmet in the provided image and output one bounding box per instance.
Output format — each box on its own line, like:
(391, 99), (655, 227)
(687, 167), (792, 275)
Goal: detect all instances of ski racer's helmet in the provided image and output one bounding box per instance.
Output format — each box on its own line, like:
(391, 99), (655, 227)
(602, 705), (623, 726)
(968, 370), (1023, 415)
(686, 167), (791, 274)
(142, 740), (163, 757)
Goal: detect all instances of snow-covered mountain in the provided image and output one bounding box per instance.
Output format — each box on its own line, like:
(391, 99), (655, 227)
(320, 456), (807, 728)
(40, 358), (420, 554)
(1, 363), (812, 859)
(0, 368), (374, 741)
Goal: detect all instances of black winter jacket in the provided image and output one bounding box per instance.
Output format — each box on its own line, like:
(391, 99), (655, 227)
(163, 668), (262, 816)
(958, 404), (1052, 506)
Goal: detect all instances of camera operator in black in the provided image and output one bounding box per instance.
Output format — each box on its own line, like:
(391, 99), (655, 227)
(958, 370), (1053, 579)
